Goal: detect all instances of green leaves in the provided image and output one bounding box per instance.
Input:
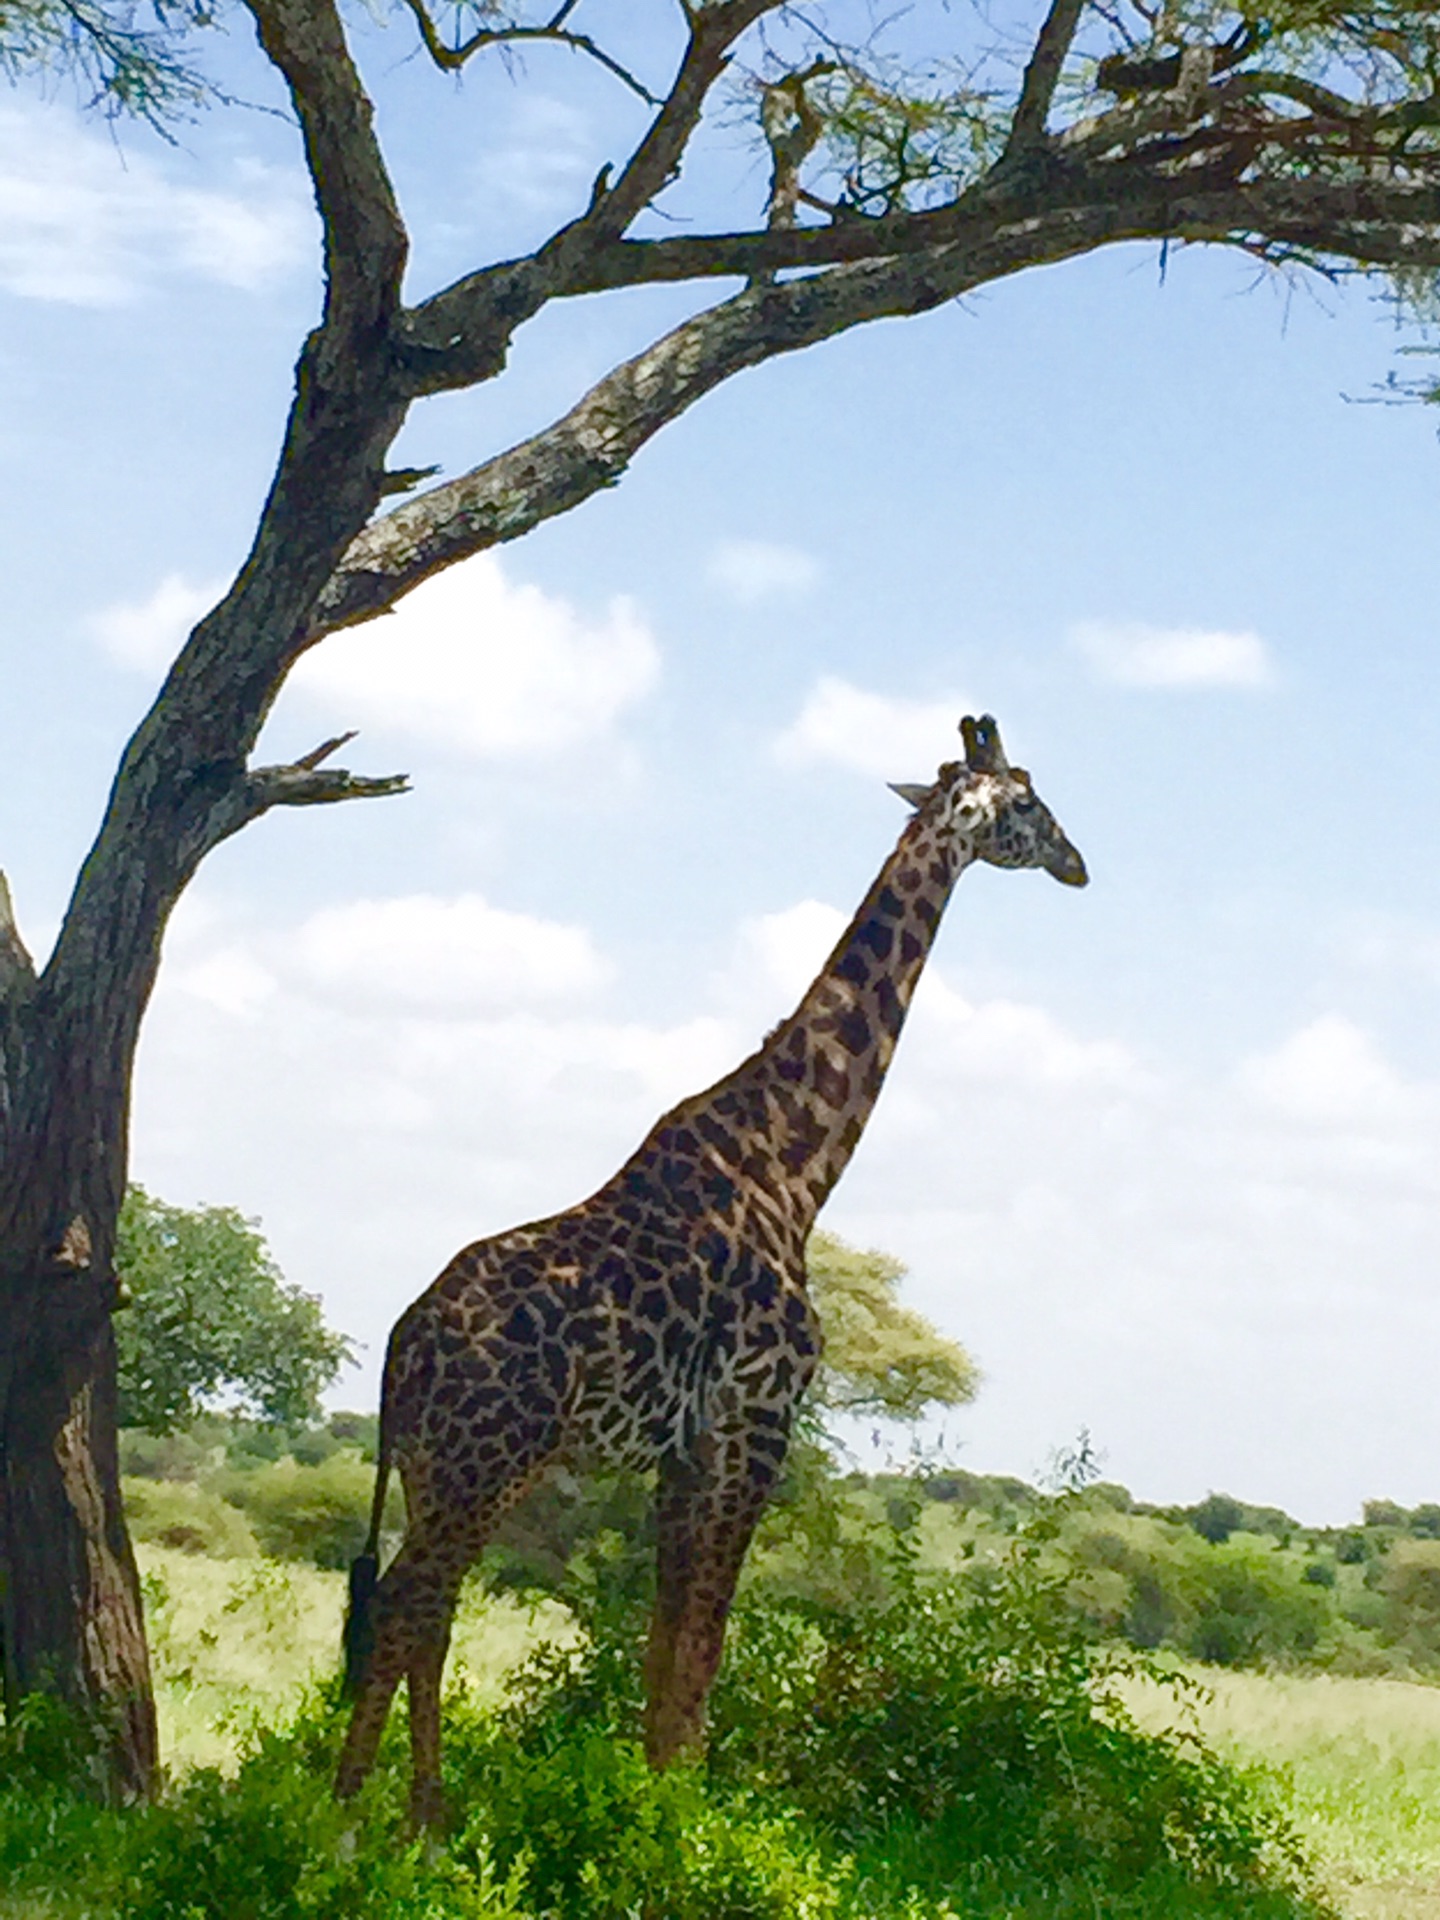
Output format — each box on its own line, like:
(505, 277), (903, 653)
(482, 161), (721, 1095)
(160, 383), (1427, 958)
(0, 2), (218, 125)
(115, 1185), (354, 1433)
(806, 1228), (978, 1422)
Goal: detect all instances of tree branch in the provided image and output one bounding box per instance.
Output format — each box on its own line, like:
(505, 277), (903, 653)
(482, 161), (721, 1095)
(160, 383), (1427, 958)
(1005, 0), (1088, 156)
(313, 194), (1178, 634)
(395, 0), (782, 394)
(0, 872), (34, 998)
(586, 0), (780, 239)
(245, 0), (407, 340)
(189, 744), (410, 866)
(314, 157), (1440, 637)
(400, 0), (660, 104)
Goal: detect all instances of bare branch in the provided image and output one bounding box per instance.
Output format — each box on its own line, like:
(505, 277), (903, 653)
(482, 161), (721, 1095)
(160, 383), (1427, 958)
(397, 1), (783, 392)
(189, 753), (411, 865)
(247, 761), (411, 812)
(1006, 0), (1088, 155)
(244, 0), (407, 337)
(293, 729), (359, 770)
(761, 63), (835, 232)
(0, 871), (35, 996)
(400, 0), (660, 104)
(314, 193), (1178, 635)
(581, 0), (782, 239)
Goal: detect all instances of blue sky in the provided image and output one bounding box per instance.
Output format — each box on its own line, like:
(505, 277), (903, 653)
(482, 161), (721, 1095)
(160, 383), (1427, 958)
(5, 7), (1440, 1523)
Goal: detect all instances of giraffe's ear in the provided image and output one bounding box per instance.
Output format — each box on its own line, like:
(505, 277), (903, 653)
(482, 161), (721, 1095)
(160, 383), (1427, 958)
(888, 782), (933, 810)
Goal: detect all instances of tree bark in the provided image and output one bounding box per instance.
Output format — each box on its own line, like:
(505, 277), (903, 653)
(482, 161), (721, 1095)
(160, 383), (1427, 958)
(0, 944), (154, 1794)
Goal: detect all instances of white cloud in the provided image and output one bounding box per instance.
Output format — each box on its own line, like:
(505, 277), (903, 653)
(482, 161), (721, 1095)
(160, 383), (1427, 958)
(89, 572), (225, 672)
(707, 539), (821, 604)
(775, 676), (968, 781)
(172, 949), (276, 1019)
(910, 972), (1148, 1094)
(0, 106), (312, 305)
(1071, 619), (1274, 689)
(130, 875), (1440, 1527)
(734, 900), (848, 1004)
(295, 893), (610, 1014)
(289, 555), (659, 756)
(1237, 1014), (1415, 1126)
(478, 95), (595, 216)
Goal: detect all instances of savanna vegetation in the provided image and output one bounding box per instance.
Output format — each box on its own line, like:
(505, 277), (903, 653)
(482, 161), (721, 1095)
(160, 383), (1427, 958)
(2, 1200), (1436, 1917)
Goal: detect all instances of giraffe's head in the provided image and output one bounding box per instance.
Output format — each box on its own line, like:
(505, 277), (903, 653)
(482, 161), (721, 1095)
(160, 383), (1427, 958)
(891, 714), (1088, 887)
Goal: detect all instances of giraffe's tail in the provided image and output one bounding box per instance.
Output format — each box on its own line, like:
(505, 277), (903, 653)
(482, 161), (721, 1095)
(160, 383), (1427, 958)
(341, 1364), (395, 1700)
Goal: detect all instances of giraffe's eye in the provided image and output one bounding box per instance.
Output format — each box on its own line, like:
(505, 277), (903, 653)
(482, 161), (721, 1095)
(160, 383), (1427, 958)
(1012, 795), (1037, 814)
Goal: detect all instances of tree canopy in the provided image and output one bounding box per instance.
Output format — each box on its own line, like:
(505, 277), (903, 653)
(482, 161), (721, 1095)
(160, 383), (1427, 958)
(114, 1186), (354, 1433)
(805, 1229), (978, 1424)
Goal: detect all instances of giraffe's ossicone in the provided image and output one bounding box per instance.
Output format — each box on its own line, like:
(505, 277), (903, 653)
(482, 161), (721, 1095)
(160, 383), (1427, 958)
(334, 712), (1086, 1828)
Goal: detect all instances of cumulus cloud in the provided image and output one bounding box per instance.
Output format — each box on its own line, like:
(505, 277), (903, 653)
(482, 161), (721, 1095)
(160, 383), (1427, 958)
(775, 677), (969, 781)
(1237, 1014), (1416, 1126)
(130, 871), (1440, 1524)
(89, 572), (225, 672)
(707, 539), (821, 604)
(289, 555), (659, 755)
(908, 972), (1148, 1095)
(0, 106), (312, 304)
(1071, 619), (1274, 689)
(294, 893), (610, 1014)
(171, 949), (276, 1020)
(729, 900), (848, 1006)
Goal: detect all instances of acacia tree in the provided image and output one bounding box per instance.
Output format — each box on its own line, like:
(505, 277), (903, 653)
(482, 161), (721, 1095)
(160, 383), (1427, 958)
(3, 0), (1440, 1800)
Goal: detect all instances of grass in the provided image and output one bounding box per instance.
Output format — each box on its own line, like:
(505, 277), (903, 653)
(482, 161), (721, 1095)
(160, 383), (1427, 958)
(1126, 1667), (1440, 1919)
(12, 1541), (1440, 1918)
(137, 1542), (573, 1772)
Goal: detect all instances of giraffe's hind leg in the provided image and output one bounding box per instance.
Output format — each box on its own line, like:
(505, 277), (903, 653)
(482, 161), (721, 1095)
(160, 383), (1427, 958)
(335, 1533), (458, 1806)
(335, 1456), (558, 1823)
(644, 1437), (779, 1769)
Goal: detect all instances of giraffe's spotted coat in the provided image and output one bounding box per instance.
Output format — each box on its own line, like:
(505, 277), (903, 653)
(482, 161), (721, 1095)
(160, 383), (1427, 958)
(334, 718), (1086, 1827)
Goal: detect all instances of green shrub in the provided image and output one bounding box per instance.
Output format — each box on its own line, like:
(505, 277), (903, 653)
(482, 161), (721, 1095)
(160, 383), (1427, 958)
(511, 1496), (1320, 1908)
(218, 1452), (396, 1569)
(1379, 1540), (1440, 1666)
(1184, 1537), (1330, 1668)
(123, 1476), (258, 1557)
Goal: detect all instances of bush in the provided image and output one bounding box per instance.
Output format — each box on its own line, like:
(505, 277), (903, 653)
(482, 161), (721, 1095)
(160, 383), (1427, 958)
(123, 1476), (258, 1557)
(513, 1495), (1322, 1910)
(218, 1452), (392, 1569)
(1184, 1537), (1329, 1668)
(1379, 1540), (1440, 1666)
(0, 1509), (1333, 1920)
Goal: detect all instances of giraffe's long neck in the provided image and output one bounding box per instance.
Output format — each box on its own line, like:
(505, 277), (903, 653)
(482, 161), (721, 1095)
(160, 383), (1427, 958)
(680, 808), (972, 1234)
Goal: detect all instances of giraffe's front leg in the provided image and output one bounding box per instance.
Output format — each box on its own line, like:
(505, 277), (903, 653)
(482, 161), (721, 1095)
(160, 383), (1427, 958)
(644, 1439), (779, 1769)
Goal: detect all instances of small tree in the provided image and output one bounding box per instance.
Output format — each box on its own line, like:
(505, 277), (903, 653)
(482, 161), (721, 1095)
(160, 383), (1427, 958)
(805, 1229), (977, 1426)
(114, 1186), (353, 1435)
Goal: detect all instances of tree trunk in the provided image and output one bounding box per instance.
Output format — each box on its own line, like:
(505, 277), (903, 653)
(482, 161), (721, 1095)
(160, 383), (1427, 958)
(0, 1278), (155, 1797)
(0, 973), (156, 1796)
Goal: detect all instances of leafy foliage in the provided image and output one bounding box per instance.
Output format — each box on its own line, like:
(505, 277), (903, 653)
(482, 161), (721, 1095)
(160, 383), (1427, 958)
(0, 0), (215, 122)
(805, 1229), (978, 1422)
(115, 1185), (354, 1433)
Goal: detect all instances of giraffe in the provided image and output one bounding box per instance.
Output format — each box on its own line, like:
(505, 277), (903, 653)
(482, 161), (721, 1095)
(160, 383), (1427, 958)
(335, 713), (1087, 1827)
